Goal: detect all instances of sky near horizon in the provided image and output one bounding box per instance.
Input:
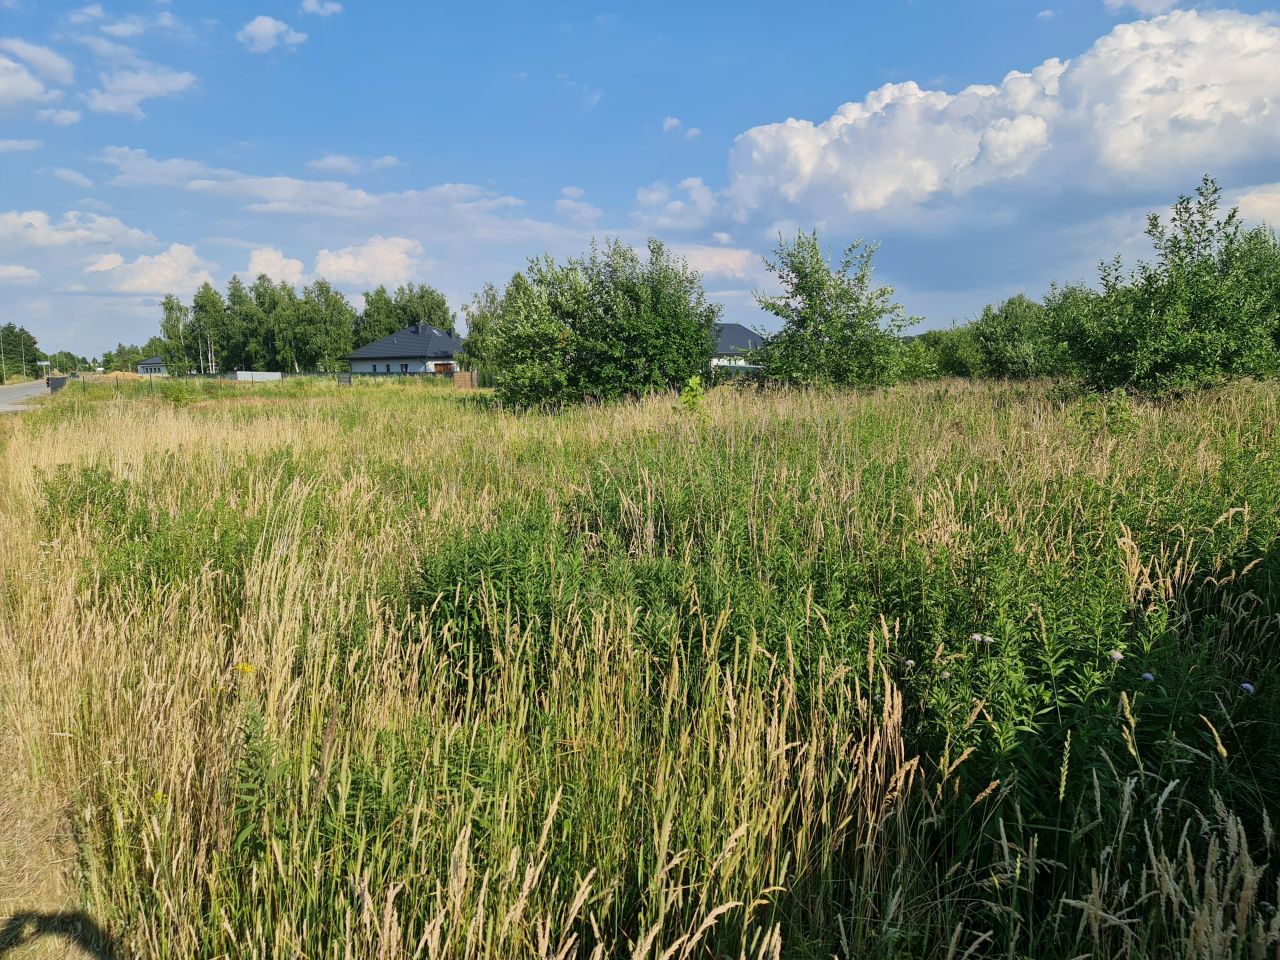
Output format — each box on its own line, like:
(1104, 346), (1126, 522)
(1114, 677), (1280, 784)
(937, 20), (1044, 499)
(3, 1), (1280, 357)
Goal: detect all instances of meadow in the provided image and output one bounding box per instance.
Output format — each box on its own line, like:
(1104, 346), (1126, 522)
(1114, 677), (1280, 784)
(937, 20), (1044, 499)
(1, 376), (1278, 958)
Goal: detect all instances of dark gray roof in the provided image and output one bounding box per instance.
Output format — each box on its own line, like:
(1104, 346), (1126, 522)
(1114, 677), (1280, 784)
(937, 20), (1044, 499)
(139, 356), (164, 366)
(348, 325), (463, 361)
(714, 323), (763, 356)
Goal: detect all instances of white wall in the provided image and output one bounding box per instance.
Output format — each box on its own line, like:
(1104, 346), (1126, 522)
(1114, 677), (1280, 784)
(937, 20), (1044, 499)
(351, 359), (457, 374)
(230, 370), (282, 382)
(711, 355), (753, 368)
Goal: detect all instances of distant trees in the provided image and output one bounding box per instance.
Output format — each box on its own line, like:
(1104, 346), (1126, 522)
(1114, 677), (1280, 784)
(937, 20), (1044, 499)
(102, 339), (166, 372)
(458, 281), (504, 370)
(970, 294), (1065, 380)
(353, 282), (456, 347)
(0, 323), (42, 381)
(488, 239), (720, 407)
(753, 231), (905, 387)
(153, 274), (361, 374)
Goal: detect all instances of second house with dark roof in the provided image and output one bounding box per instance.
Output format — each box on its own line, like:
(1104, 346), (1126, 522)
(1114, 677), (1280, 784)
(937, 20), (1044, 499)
(712, 323), (763, 369)
(347, 324), (464, 375)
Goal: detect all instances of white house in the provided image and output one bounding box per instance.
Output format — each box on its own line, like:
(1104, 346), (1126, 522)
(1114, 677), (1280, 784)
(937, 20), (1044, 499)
(711, 323), (763, 368)
(346, 324), (463, 374)
(137, 356), (167, 376)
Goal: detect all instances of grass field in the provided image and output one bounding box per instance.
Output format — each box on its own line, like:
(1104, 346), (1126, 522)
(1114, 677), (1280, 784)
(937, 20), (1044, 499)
(1, 377), (1278, 958)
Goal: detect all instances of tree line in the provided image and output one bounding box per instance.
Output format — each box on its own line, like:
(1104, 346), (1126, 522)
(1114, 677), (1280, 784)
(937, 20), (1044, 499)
(459, 175), (1280, 405)
(103, 277), (457, 376)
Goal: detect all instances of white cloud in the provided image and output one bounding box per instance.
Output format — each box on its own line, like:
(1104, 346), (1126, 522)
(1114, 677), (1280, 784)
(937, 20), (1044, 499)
(306, 153), (360, 174)
(85, 62), (196, 117)
(0, 138), (41, 153)
(0, 210), (154, 247)
(1238, 184), (1280, 227)
(37, 108), (81, 125)
(313, 236), (424, 288)
(1037, 9), (1057, 20)
(300, 0), (342, 16)
(634, 177), (717, 229)
(53, 168), (95, 189)
(97, 146), (226, 186)
(663, 116), (682, 132)
(0, 53), (56, 108)
(84, 242), (215, 294)
(556, 197), (602, 224)
(0, 38), (75, 85)
(187, 175), (377, 216)
(371, 155), (400, 170)
(1105, 0), (1177, 13)
(246, 246), (305, 284)
(670, 243), (762, 282)
(685, 127), (702, 139)
(0, 264), (39, 282)
(68, 4), (106, 25)
(725, 11), (1280, 224)
(236, 16), (307, 53)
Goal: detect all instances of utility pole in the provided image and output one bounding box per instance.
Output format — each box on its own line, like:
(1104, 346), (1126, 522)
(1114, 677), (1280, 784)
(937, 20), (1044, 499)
(0, 328), (6, 386)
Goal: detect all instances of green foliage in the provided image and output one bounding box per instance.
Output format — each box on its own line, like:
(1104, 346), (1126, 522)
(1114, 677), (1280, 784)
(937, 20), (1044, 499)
(918, 325), (983, 377)
(0, 322), (43, 381)
(490, 238), (720, 407)
(754, 231), (905, 387)
(971, 293), (1065, 379)
(458, 281), (505, 369)
(1060, 176), (1280, 394)
(677, 373), (705, 416)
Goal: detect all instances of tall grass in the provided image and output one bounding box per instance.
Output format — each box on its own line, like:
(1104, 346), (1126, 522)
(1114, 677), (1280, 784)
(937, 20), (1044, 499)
(1, 377), (1277, 957)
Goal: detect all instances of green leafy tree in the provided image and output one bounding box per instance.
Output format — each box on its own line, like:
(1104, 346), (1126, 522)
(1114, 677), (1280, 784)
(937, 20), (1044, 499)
(356, 285), (398, 346)
(918, 325), (983, 378)
(159, 295), (192, 375)
(459, 281), (506, 369)
(191, 282), (228, 374)
(971, 294), (1064, 379)
(298, 279), (357, 371)
(1060, 176), (1280, 393)
(393, 282), (455, 336)
(0, 323), (42, 380)
(489, 239), (720, 407)
(753, 231), (905, 387)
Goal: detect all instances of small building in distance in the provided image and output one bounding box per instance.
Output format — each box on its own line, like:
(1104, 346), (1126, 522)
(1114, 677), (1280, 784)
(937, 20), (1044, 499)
(347, 324), (463, 375)
(712, 323), (763, 369)
(137, 356), (167, 376)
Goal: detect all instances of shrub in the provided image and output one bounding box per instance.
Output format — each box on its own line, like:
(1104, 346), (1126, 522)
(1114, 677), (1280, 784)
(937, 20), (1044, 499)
(1060, 176), (1280, 394)
(753, 231), (906, 387)
(490, 239), (720, 407)
(971, 293), (1065, 379)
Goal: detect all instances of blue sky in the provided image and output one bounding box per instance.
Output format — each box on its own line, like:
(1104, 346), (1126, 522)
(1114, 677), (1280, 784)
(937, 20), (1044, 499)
(3, 0), (1280, 356)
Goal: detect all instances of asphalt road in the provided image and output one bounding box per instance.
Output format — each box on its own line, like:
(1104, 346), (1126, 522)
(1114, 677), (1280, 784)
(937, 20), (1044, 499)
(0, 380), (47, 414)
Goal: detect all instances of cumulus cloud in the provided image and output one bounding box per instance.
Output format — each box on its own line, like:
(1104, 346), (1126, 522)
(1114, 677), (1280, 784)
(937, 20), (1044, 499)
(69, 4), (106, 25)
(237, 16), (307, 53)
(0, 138), (41, 153)
(314, 236), (424, 288)
(246, 246), (305, 285)
(300, 0), (342, 15)
(0, 264), (39, 282)
(555, 186), (602, 224)
(0, 53), (57, 108)
(0, 39), (75, 85)
(38, 108), (81, 125)
(84, 61), (196, 117)
(634, 177), (717, 229)
(53, 168), (95, 189)
(307, 153), (360, 175)
(1238, 184), (1280, 227)
(84, 242), (215, 293)
(0, 209), (154, 247)
(725, 10), (1280, 223)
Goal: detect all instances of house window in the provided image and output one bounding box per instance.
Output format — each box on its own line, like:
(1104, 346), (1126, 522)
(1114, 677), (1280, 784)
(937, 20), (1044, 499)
(400, 363), (409, 373)
(385, 364), (391, 373)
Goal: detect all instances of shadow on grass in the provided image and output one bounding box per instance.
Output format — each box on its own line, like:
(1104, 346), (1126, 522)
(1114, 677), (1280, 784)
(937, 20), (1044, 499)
(0, 911), (119, 959)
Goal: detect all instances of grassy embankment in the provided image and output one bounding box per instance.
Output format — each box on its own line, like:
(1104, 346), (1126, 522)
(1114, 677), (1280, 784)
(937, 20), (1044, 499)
(1, 376), (1277, 958)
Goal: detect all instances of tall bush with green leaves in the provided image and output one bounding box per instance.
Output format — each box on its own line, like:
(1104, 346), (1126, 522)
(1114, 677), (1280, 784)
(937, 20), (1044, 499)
(1061, 176), (1280, 393)
(753, 231), (905, 387)
(489, 239), (720, 407)
(971, 293), (1064, 379)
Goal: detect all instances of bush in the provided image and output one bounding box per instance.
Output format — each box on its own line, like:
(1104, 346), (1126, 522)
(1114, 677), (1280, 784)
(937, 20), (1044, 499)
(918, 325), (983, 378)
(971, 294), (1065, 379)
(1061, 176), (1280, 394)
(753, 231), (905, 387)
(490, 239), (720, 407)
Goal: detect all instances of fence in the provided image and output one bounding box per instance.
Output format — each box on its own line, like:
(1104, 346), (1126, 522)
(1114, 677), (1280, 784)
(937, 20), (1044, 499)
(46, 375), (69, 393)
